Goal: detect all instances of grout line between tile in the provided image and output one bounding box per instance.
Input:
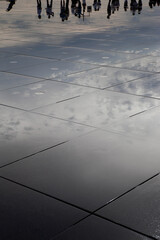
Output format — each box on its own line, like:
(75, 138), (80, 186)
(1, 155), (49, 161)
(0, 141), (68, 169)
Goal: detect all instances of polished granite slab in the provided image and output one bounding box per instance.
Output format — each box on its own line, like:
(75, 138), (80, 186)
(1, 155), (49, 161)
(7, 59), (97, 79)
(53, 215), (150, 240)
(0, 55), (56, 72)
(115, 56), (160, 73)
(32, 90), (160, 129)
(1, 0), (160, 239)
(57, 67), (152, 89)
(108, 74), (160, 99)
(97, 174), (160, 239)
(0, 106), (93, 167)
(101, 103), (160, 139)
(0, 177), (87, 240)
(0, 72), (43, 91)
(0, 80), (95, 110)
(0, 129), (159, 211)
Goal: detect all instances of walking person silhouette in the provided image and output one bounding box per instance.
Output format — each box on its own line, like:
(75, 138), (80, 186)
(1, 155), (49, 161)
(37, 0), (42, 19)
(107, 0), (111, 18)
(6, 0), (16, 12)
(60, 0), (67, 21)
(46, 0), (54, 18)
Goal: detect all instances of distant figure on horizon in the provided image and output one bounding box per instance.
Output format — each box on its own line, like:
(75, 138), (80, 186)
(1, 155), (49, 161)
(46, 0), (54, 18)
(37, 0), (42, 19)
(6, 0), (16, 12)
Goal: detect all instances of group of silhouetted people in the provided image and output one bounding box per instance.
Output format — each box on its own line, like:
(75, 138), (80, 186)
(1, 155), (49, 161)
(107, 0), (120, 18)
(4, 0), (160, 21)
(37, 0), (54, 19)
(149, 0), (160, 8)
(107, 0), (143, 18)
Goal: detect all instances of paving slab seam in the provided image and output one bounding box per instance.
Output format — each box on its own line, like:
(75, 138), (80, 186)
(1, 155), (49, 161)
(29, 110), (151, 138)
(1, 66), (102, 79)
(64, 54), (149, 67)
(47, 78), (102, 90)
(0, 79), (48, 92)
(0, 70), (50, 81)
(102, 74), (155, 90)
(105, 88), (160, 101)
(0, 103), (30, 112)
(23, 43), (149, 56)
(100, 65), (160, 74)
(0, 175), (92, 214)
(0, 141), (68, 169)
(0, 175), (158, 240)
(51, 173), (160, 240)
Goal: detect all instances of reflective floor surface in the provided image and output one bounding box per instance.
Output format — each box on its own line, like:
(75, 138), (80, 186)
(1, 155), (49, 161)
(1, 0), (160, 239)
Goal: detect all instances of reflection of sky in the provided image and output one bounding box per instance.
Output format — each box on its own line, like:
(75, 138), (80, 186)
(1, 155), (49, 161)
(1, 0), (160, 237)
(0, 106), (93, 166)
(109, 74), (160, 99)
(33, 90), (160, 128)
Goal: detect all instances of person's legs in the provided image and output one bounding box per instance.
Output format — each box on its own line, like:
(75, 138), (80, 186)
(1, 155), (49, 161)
(50, 0), (53, 8)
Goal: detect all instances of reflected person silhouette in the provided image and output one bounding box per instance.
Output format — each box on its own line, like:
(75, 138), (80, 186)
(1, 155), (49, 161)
(149, 0), (156, 8)
(93, 0), (101, 11)
(75, 0), (82, 18)
(6, 0), (16, 12)
(37, 0), (42, 19)
(137, 0), (142, 13)
(111, 0), (120, 13)
(46, 0), (54, 18)
(157, 0), (160, 6)
(130, 0), (138, 15)
(82, 0), (86, 12)
(124, 0), (128, 10)
(71, 0), (78, 14)
(60, 0), (69, 21)
(107, 0), (111, 18)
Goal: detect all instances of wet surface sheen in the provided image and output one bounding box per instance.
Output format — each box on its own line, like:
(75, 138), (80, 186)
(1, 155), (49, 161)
(1, 0), (160, 239)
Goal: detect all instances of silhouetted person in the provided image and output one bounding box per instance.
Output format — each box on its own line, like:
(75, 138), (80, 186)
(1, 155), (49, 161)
(37, 0), (42, 19)
(71, 0), (78, 14)
(114, 0), (120, 10)
(111, 0), (116, 13)
(137, 0), (142, 13)
(130, 0), (138, 15)
(65, 0), (70, 20)
(6, 0), (16, 12)
(46, 0), (54, 18)
(157, 0), (160, 6)
(156, 0), (160, 6)
(124, 0), (128, 10)
(60, 0), (67, 21)
(149, 0), (156, 7)
(82, 0), (86, 12)
(107, 0), (111, 18)
(75, 0), (82, 17)
(93, 0), (101, 11)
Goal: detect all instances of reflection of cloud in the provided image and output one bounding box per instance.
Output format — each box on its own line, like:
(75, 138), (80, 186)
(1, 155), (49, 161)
(109, 74), (160, 99)
(35, 90), (160, 129)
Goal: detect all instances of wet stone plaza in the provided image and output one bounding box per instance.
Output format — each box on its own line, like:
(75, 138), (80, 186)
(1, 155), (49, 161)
(1, 0), (160, 239)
